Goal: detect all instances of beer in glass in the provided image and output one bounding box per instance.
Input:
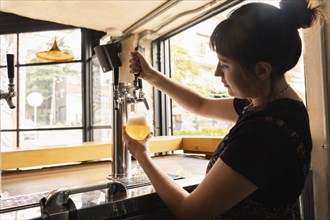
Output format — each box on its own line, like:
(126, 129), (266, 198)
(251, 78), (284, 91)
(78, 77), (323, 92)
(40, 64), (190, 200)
(126, 111), (150, 140)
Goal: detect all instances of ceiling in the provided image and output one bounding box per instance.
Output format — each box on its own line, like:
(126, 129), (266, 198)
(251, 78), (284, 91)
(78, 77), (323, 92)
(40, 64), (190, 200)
(0, 0), (231, 40)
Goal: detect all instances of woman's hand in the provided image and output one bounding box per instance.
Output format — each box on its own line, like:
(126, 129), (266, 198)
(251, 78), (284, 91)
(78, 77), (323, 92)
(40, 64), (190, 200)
(122, 126), (153, 161)
(129, 51), (155, 80)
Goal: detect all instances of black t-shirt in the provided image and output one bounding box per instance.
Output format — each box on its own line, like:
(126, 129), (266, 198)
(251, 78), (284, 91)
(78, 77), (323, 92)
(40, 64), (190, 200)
(207, 98), (312, 219)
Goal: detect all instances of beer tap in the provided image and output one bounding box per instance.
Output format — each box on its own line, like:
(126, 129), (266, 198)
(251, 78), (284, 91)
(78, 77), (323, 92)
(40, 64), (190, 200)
(0, 54), (16, 109)
(132, 77), (149, 110)
(113, 66), (120, 110)
(95, 42), (132, 178)
(132, 46), (149, 110)
(94, 43), (150, 179)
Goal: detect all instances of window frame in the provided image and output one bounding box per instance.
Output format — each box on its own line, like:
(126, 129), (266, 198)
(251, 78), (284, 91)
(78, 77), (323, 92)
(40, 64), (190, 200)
(0, 13), (105, 149)
(152, 0), (307, 136)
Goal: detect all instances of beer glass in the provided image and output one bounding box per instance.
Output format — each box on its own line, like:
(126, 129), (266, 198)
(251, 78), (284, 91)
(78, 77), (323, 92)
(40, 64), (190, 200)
(126, 111), (150, 141)
(126, 108), (150, 176)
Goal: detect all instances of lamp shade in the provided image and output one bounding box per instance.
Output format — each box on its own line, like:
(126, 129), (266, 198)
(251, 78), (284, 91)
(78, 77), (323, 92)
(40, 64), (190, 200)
(36, 39), (74, 62)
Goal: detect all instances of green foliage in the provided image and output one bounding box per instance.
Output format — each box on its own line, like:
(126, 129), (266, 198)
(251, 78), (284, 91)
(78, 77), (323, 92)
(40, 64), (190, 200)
(171, 45), (200, 77)
(26, 64), (79, 97)
(170, 45), (209, 95)
(170, 44), (222, 96)
(170, 44), (232, 136)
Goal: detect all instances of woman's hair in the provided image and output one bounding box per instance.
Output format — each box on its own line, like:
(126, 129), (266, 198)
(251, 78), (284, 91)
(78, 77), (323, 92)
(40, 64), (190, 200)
(210, 0), (322, 79)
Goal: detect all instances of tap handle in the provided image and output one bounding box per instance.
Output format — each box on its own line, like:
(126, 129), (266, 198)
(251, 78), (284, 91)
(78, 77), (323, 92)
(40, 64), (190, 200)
(114, 67), (119, 86)
(133, 45), (145, 76)
(143, 98), (149, 110)
(135, 46), (145, 54)
(6, 54), (14, 79)
(6, 98), (15, 109)
(138, 78), (143, 90)
(133, 74), (139, 89)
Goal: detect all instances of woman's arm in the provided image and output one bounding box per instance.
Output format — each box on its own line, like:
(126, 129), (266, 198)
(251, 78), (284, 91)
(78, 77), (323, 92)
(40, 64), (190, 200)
(123, 128), (257, 220)
(130, 51), (238, 122)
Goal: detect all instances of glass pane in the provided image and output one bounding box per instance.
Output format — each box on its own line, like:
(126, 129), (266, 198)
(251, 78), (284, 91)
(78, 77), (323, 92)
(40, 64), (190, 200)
(169, 15), (233, 137)
(19, 129), (83, 148)
(0, 131), (17, 151)
(93, 128), (111, 143)
(1, 68), (17, 130)
(19, 29), (81, 64)
(19, 63), (82, 128)
(92, 57), (112, 126)
(0, 34), (17, 66)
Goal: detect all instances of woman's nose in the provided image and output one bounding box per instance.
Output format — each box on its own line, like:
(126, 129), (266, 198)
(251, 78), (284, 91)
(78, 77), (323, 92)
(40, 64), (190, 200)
(214, 64), (223, 77)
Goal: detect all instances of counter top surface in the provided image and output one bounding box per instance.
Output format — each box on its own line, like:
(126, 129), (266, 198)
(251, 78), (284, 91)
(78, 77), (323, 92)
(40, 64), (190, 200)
(3, 154), (208, 196)
(1, 154), (209, 219)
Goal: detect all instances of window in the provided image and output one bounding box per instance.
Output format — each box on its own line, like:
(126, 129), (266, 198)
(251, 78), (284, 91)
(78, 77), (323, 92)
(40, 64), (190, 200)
(162, 0), (306, 137)
(0, 13), (126, 153)
(1, 29), (85, 150)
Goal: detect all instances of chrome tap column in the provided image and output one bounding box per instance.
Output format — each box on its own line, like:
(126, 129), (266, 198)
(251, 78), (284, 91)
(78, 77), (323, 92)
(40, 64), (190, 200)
(111, 80), (149, 178)
(95, 43), (128, 178)
(94, 43), (148, 178)
(112, 80), (131, 178)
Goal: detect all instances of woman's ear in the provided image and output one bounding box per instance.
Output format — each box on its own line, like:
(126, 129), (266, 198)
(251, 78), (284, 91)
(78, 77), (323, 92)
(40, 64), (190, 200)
(255, 62), (272, 81)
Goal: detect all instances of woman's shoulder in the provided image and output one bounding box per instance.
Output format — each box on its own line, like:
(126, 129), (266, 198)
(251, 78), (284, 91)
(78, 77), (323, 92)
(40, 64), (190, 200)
(234, 98), (308, 132)
(267, 98), (306, 109)
(264, 98), (308, 121)
(235, 98), (306, 118)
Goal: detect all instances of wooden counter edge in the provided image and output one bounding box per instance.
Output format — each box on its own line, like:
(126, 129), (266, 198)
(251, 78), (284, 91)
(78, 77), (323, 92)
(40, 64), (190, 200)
(1, 136), (222, 170)
(182, 136), (222, 154)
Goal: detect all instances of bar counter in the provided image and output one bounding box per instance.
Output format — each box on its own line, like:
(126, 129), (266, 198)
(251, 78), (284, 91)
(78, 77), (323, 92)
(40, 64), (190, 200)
(1, 154), (209, 219)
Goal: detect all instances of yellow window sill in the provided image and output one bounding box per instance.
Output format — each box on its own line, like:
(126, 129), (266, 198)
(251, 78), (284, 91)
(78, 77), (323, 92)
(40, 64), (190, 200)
(1, 136), (222, 170)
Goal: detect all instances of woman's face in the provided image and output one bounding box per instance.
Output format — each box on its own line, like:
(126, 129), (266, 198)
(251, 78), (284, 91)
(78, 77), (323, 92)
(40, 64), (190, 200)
(214, 55), (257, 99)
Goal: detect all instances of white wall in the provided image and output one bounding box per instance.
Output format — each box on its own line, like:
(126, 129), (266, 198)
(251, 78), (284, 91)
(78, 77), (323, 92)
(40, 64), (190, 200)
(304, 1), (330, 218)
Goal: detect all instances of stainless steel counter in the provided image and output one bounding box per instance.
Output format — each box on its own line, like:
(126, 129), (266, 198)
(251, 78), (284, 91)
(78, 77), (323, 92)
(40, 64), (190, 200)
(1, 154), (208, 219)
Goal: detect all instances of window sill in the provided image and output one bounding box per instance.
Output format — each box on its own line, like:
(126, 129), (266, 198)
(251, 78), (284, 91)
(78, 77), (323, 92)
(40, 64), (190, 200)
(1, 136), (222, 170)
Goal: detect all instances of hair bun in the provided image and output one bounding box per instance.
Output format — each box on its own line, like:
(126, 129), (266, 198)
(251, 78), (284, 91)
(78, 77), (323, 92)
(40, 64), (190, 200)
(279, 0), (319, 29)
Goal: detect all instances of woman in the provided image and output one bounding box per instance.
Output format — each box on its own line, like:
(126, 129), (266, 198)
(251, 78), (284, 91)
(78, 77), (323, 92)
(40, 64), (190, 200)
(124, 0), (323, 219)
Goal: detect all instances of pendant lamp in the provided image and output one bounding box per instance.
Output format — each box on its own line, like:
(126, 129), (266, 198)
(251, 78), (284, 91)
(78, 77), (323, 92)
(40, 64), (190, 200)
(36, 39), (74, 62)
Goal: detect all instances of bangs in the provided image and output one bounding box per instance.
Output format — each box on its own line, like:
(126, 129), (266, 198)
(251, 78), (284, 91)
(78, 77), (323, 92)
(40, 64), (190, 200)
(210, 19), (245, 62)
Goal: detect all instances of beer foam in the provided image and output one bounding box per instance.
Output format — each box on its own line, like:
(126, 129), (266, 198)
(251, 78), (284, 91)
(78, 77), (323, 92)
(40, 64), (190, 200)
(127, 115), (147, 125)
